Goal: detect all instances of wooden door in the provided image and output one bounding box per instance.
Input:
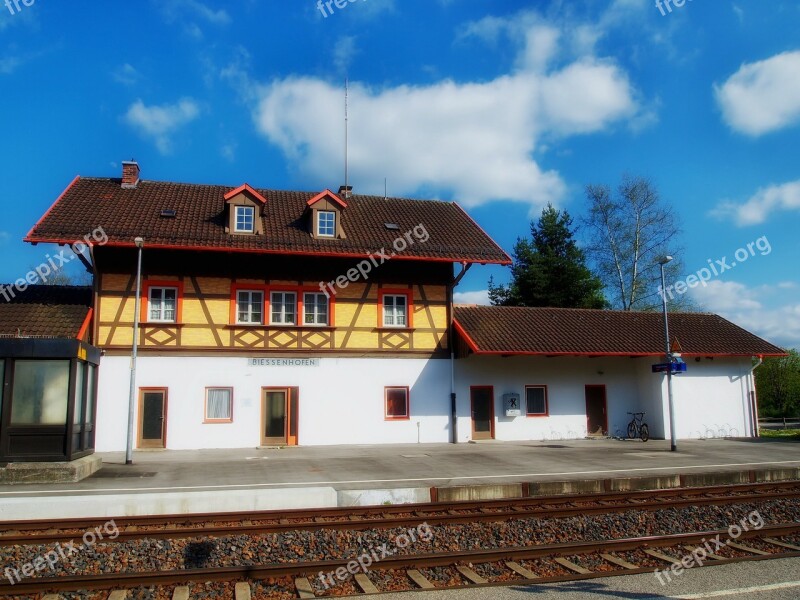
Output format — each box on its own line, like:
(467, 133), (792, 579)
(138, 388), (167, 448)
(585, 385), (607, 436)
(471, 386), (495, 440)
(261, 387), (298, 446)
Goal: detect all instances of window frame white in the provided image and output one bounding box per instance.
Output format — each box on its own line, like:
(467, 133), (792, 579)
(317, 210), (336, 238)
(303, 292), (329, 326)
(234, 205), (255, 233)
(382, 294), (408, 328)
(148, 287), (178, 323)
(236, 290), (264, 325)
(270, 291), (297, 326)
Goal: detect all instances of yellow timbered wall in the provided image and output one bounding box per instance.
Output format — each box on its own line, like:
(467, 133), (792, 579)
(97, 274), (449, 353)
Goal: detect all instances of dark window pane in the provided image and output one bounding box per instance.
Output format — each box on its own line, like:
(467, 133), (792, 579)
(526, 387), (547, 415)
(386, 388), (408, 417)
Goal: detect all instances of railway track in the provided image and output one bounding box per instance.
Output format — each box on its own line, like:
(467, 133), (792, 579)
(1, 481), (799, 598)
(2, 480), (799, 545)
(2, 523), (799, 597)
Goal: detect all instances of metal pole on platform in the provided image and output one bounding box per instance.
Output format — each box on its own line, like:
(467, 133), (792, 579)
(658, 255), (677, 452)
(125, 237), (144, 465)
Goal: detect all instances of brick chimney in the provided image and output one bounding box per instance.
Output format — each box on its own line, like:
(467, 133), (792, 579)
(122, 160), (140, 189)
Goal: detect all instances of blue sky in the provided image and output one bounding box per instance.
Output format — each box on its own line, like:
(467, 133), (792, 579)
(0, 0), (798, 349)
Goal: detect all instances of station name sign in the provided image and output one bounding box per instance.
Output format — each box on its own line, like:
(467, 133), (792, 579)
(248, 358), (320, 368)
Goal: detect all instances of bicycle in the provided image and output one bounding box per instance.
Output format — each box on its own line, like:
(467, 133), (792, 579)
(626, 412), (650, 442)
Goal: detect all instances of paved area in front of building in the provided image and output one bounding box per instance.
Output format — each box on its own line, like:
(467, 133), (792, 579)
(0, 438), (798, 520)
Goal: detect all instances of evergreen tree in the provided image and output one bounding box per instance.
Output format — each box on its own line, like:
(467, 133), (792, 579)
(489, 204), (606, 309)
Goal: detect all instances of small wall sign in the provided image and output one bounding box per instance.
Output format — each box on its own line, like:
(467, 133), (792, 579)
(248, 358), (320, 367)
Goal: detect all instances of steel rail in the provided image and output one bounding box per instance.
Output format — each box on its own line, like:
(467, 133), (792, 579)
(2, 480), (798, 547)
(1, 485), (799, 547)
(1, 523), (798, 595)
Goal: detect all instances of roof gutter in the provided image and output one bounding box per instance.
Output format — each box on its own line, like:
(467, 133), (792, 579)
(449, 262), (472, 444)
(749, 355), (764, 437)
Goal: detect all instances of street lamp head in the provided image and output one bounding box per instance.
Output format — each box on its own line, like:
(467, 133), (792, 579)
(134, 237), (144, 248)
(657, 255), (674, 265)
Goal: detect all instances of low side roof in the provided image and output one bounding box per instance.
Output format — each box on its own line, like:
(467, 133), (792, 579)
(0, 285), (93, 339)
(454, 305), (786, 357)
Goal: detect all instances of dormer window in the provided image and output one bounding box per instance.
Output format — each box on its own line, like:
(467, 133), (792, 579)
(235, 206), (255, 233)
(306, 189), (347, 240)
(224, 183), (267, 235)
(317, 211), (336, 237)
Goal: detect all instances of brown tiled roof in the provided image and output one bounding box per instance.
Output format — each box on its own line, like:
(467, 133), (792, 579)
(26, 177), (511, 264)
(454, 305), (786, 357)
(0, 285), (92, 339)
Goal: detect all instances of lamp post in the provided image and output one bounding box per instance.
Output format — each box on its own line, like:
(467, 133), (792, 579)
(658, 255), (677, 452)
(125, 237), (144, 465)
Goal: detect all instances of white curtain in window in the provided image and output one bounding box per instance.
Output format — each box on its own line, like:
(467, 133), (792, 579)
(207, 388), (232, 420)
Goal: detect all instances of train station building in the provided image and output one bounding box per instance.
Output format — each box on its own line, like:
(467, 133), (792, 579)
(20, 162), (785, 455)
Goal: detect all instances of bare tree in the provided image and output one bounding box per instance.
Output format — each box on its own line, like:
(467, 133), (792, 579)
(582, 175), (690, 311)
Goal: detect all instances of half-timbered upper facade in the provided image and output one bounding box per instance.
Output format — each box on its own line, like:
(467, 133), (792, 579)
(26, 162), (511, 451)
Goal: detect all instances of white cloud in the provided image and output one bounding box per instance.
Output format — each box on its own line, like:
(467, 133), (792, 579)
(123, 98), (200, 154)
(714, 51), (800, 136)
(691, 281), (800, 350)
(454, 290), (491, 306)
(0, 56), (22, 75)
(160, 0), (230, 25)
(245, 15), (639, 211)
(333, 36), (358, 74)
(112, 63), (141, 86)
(711, 180), (800, 226)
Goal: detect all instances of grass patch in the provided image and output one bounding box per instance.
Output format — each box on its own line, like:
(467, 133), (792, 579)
(760, 428), (800, 440)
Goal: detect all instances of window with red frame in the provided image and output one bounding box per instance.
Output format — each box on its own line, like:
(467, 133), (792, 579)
(385, 387), (409, 420)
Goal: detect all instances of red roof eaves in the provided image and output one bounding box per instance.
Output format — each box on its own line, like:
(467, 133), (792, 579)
(453, 318), (481, 353)
(24, 175), (81, 242)
(224, 183), (268, 204)
(451, 202), (512, 265)
(307, 189), (348, 209)
(25, 238), (510, 265)
(77, 307), (93, 341)
(453, 317), (786, 357)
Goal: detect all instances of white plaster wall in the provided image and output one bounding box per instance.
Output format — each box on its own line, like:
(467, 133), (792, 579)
(453, 356), (644, 443)
(454, 355), (756, 442)
(96, 356), (451, 451)
(667, 357), (755, 439)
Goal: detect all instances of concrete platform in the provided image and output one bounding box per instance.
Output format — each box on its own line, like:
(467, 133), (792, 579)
(0, 455), (101, 485)
(0, 438), (798, 520)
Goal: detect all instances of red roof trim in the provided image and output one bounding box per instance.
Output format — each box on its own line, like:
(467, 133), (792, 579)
(453, 318), (481, 353)
(453, 318), (786, 358)
(24, 175), (81, 242)
(24, 238), (510, 265)
(452, 202), (512, 265)
(307, 189), (348, 209)
(224, 183), (268, 204)
(77, 307), (93, 341)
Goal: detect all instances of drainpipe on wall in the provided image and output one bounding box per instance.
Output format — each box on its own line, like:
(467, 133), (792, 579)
(450, 262), (472, 444)
(749, 355), (764, 437)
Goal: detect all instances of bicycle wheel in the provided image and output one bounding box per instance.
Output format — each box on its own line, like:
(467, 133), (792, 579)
(627, 422), (636, 440)
(640, 424), (650, 442)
